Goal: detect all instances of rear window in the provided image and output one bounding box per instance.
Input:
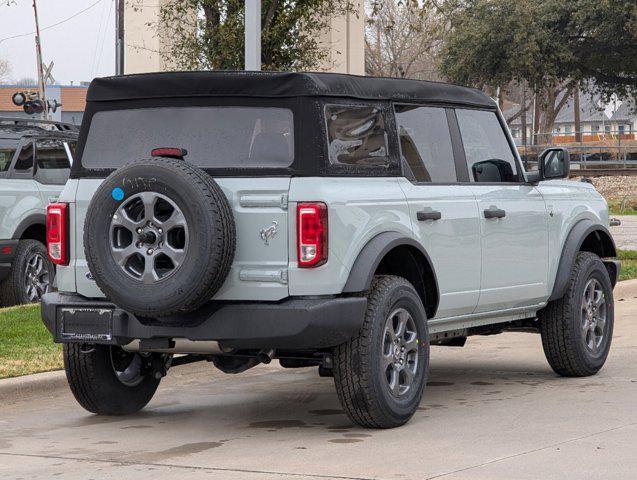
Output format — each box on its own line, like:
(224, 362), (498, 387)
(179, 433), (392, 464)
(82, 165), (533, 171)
(81, 107), (294, 169)
(326, 105), (389, 167)
(35, 139), (72, 185)
(0, 139), (17, 172)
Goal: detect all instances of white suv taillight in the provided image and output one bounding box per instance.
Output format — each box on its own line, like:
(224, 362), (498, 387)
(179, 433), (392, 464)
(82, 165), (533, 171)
(47, 203), (68, 265)
(297, 202), (328, 268)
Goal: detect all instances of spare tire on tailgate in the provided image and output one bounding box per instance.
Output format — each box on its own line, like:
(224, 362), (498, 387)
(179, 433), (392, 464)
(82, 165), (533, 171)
(84, 158), (235, 317)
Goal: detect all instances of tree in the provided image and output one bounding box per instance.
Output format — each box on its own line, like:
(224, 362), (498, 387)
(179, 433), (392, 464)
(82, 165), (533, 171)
(0, 58), (10, 83)
(365, 0), (444, 80)
(147, 0), (355, 71)
(439, 0), (637, 138)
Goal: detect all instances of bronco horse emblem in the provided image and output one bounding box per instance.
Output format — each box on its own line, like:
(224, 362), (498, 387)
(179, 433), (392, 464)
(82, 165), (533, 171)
(260, 221), (278, 245)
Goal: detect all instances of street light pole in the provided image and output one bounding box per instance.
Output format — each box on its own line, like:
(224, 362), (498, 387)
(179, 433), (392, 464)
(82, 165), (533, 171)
(115, 0), (125, 75)
(245, 0), (261, 71)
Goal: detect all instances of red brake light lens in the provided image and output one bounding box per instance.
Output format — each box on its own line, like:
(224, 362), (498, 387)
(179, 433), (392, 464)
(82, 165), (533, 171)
(47, 203), (68, 265)
(151, 147), (187, 158)
(297, 202), (328, 268)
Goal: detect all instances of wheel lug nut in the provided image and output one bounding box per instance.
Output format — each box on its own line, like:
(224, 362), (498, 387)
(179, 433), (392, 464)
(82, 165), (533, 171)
(137, 228), (143, 234)
(147, 248), (153, 255)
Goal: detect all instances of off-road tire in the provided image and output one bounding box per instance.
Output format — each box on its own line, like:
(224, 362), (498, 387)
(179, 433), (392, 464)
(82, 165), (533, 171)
(333, 275), (429, 428)
(0, 239), (54, 306)
(63, 344), (160, 415)
(84, 157), (235, 317)
(539, 251), (614, 377)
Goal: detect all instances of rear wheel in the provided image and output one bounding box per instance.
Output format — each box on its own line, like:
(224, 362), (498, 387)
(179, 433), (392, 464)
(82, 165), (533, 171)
(63, 344), (163, 415)
(0, 239), (53, 306)
(539, 251), (614, 377)
(333, 275), (429, 428)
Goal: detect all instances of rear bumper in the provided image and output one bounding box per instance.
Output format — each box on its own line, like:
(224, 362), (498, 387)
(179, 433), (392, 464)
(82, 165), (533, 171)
(41, 292), (367, 349)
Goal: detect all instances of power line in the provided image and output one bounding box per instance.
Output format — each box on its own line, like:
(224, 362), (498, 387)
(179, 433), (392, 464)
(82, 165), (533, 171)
(0, 0), (104, 44)
(94, 0), (115, 77)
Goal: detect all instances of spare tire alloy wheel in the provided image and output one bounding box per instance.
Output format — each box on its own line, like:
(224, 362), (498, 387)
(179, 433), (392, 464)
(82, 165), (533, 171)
(110, 192), (188, 284)
(84, 158), (236, 318)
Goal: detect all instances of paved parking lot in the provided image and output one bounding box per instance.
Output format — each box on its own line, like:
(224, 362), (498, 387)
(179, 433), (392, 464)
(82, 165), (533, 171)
(1, 282), (637, 480)
(610, 215), (637, 250)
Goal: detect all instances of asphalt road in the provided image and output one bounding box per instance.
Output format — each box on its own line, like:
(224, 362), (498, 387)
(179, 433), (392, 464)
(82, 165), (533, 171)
(2, 282), (637, 480)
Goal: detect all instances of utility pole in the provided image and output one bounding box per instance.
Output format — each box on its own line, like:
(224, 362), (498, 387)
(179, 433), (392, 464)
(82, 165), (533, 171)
(245, 0), (261, 70)
(115, 0), (125, 75)
(32, 0), (48, 119)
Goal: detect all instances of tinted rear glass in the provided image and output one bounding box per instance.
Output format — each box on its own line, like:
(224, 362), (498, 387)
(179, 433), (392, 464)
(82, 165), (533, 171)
(81, 107), (294, 169)
(325, 105), (389, 167)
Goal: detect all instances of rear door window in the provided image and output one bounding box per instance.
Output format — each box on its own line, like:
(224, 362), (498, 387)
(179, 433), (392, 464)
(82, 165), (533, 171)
(81, 107), (294, 169)
(456, 109), (519, 183)
(395, 105), (456, 182)
(325, 105), (390, 167)
(13, 141), (34, 173)
(34, 139), (71, 185)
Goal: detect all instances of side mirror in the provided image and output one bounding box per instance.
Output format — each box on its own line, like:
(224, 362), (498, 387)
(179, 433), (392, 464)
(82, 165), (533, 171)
(539, 147), (570, 180)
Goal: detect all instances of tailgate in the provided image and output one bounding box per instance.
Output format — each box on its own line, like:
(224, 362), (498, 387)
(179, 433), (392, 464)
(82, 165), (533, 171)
(74, 177), (291, 301)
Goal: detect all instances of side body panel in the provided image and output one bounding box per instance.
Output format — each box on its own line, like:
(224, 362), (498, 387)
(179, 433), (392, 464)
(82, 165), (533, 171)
(535, 179), (609, 295)
(288, 177), (412, 296)
(470, 184), (549, 312)
(397, 178), (481, 318)
(0, 178), (47, 240)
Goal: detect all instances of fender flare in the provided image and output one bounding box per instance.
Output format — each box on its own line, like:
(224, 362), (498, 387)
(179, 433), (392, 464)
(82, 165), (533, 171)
(549, 219), (617, 301)
(343, 231), (439, 312)
(11, 213), (46, 240)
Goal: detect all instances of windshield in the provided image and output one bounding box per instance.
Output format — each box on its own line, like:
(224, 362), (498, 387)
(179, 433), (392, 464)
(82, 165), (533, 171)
(81, 106), (294, 169)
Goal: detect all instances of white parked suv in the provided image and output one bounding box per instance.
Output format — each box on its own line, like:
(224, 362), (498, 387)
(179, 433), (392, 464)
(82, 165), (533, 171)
(0, 118), (76, 305)
(42, 72), (619, 428)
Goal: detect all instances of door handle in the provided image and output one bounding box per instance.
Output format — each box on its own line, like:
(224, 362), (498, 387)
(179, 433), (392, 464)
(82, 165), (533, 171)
(417, 210), (442, 221)
(484, 207), (506, 219)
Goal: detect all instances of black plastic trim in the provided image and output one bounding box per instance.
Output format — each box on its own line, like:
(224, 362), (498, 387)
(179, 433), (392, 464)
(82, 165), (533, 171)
(12, 214), (46, 240)
(342, 231), (439, 313)
(549, 219), (618, 301)
(41, 292), (367, 350)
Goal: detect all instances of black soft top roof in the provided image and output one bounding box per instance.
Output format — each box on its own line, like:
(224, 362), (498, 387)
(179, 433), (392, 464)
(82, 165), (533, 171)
(87, 71), (495, 108)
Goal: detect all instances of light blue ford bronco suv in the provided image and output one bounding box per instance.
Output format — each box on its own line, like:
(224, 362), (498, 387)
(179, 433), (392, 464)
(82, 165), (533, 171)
(42, 72), (619, 428)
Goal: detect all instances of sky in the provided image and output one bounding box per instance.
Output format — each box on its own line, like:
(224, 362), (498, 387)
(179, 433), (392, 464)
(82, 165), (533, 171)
(0, 0), (116, 85)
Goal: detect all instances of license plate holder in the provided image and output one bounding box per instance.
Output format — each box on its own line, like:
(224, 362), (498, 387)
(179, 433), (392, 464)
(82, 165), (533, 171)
(59, 307), (113, 342)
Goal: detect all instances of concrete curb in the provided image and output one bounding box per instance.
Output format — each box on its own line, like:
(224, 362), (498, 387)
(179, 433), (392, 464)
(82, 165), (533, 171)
(0, 369), (67, 403)
(2, 279), (637, 402)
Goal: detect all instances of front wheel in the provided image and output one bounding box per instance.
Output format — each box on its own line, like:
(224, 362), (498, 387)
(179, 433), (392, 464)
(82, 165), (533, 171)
(63, 344), (163, 415)
(539, 251), (614, 377)
(333, 275), (429, 428)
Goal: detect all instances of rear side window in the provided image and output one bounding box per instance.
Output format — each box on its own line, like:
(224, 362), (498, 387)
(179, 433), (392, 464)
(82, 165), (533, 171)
(326, 105), (389, 167)
(0, 140), (17, 172)
(14, 142), (34, 172)
(456, 109), (518, 183)
(81, 107), (294, 169)
(35, 139), (71, 185)
(395, 105), (456, 182)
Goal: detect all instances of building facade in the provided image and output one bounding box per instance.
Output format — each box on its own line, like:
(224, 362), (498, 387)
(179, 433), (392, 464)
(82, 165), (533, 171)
(0, 84), (88, 125)
(123, 2), (365, 75)
(506, 94), (636, 145)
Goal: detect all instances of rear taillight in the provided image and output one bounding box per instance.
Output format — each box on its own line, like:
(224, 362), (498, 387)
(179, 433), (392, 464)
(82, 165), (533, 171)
(297, 202), (328, 268)
(47, 203), (68, 265)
